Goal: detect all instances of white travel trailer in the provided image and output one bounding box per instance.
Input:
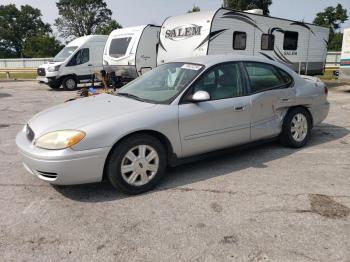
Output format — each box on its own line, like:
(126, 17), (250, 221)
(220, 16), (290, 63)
(37, 35), (108, 89)
(157, 8), (329, 75)
(339, 27), (350, 80)
(103, 25), (160, 81)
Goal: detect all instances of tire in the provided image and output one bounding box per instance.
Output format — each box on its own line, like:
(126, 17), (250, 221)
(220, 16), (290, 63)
(62, 76), (77, 90)
(49, 82), (61, 89)
(107, 134), (167, 195)
(280, 107), (312, 148)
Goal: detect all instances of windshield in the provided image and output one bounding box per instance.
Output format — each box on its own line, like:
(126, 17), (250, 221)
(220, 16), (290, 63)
(116, 62), (204, 104)
(109, 37), (132, 58)
(53, 46), (78, 62)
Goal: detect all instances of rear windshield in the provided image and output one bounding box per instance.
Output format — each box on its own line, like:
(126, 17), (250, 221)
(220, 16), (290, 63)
(109, 37), (132, 58)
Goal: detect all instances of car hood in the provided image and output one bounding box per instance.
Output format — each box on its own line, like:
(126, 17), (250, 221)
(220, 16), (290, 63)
(38, 61), (64, 69)
(28, 94), (156, 137)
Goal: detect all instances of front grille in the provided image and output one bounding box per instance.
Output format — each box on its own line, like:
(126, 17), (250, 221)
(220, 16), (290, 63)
(37, 68), (46, 76)
(26, 125), (35, 142)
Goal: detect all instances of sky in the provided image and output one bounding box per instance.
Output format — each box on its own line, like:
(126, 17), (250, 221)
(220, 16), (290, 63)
(3, 0), (350, 34)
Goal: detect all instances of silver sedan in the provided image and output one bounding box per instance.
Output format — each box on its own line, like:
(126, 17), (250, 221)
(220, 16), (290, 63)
(16, 55), (330, 194)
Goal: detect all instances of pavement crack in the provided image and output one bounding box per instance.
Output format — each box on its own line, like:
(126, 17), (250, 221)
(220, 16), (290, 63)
(168, 186), (238, 195)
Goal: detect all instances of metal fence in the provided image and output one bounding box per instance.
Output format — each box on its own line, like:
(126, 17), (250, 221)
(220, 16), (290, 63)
(0, 52), (343, 69)
(325, 51), (341, 68)
(0, 58), (53, 68)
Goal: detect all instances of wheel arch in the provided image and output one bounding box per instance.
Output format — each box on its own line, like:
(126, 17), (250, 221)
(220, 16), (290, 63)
(285, 105), (314, 128)
(102, 130), (176, 181)
(59, 74), (78, 83)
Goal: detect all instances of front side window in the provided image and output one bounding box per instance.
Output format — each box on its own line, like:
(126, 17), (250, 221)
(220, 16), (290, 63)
(261, 34), (275, 50)
(191, 63), (244, 100)
(244, 62), (291, 93)
(109, 37), (132, 58)
(67, 48), (89, 66)
(233, 32), (247, 50)
(283, 31), (298, 50)
(117, 63), (204, 104)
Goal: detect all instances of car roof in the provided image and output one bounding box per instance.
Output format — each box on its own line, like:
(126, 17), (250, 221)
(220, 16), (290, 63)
(173, 54), (293, 72)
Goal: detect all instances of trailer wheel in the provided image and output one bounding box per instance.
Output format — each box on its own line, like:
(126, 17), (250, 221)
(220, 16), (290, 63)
(62, 76), (77, 90)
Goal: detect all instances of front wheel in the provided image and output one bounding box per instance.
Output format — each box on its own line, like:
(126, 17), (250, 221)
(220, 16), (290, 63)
(62, 76), (77, 90)
(280, 107), (312, 148)
(107, 134), (167, 195)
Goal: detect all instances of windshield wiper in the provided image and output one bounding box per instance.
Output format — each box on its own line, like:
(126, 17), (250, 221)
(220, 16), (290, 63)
(116, 92), (145, 102)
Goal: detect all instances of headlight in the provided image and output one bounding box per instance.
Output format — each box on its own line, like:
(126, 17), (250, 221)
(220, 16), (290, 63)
(47, 65), (60, 72)
(34, 130), (85, 150)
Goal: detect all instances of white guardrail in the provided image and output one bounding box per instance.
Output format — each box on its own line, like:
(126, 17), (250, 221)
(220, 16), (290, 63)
(0, 58), (53, 68)
(0, 52), (343, 69)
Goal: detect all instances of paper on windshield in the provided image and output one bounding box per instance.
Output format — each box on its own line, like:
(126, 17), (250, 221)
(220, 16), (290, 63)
(181, 64), (202, 70)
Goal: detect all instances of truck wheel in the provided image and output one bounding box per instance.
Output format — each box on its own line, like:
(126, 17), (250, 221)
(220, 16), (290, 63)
(280, 107), (312, 148)
(107, 134), (167, 195)
(62, 76), (77, 90)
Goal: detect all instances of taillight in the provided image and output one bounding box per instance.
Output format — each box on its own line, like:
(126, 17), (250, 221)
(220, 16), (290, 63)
(324, 85), (328, 95)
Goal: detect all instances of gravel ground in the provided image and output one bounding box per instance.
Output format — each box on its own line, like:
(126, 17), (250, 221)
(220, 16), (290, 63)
(0, 81), (350, 262)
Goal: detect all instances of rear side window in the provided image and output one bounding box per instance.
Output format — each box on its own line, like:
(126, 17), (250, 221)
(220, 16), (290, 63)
(109, 37), (132, 58)
(244, 62), (291, 93)
(261, 34), (275, 50)
(283, 31), (298, 50)
(233, 32), (246, 50)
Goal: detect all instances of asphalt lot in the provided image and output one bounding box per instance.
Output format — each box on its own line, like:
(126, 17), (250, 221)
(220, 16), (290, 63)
(0, 80), (350, 261)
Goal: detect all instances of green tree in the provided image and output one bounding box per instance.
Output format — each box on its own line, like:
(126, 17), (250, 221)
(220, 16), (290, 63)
(95, 20), (122, 35)
(188, 6), (201, 13)
(313, 4), (348, 51)
(223, 0), (272, 15)
(0, 4), (51, 58)
(23, 34), (63, 58)
(55, 0), (122, 39)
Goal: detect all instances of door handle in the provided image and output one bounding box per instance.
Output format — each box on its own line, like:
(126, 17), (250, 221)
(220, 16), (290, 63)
(234, 105), (247, 111)
(88, 64), (93, 66)
(281, 98), (290, 102)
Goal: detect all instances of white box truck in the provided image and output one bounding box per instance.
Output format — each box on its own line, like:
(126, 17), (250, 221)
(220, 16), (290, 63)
(37, 35), (108, 90)
(157, 8), (329, 75)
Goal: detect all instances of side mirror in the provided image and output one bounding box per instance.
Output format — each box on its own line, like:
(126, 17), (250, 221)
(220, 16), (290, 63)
(190, 91), (210, 102)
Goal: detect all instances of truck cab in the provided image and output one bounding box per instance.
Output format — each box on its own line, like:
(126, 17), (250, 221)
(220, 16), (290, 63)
(37, 35), (108, 90)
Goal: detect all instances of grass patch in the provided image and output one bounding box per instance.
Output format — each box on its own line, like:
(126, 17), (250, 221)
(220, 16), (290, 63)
(0, 72), (36, 80)
(316, 69), (338, 81)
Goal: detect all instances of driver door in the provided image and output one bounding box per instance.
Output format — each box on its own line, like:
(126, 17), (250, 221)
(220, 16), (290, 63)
(178, 62), (251, 157)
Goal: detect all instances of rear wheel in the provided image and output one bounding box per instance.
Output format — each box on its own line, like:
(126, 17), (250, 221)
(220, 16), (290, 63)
(280, 107), (312, 148)
(107, 134), (167, 195)
(62, 76), (77, 90)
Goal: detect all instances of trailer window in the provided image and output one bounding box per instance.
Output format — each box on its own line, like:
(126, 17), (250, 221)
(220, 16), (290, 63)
(233, 32), (246, 50)
(261, 34), (275, 50)
(283, 31), (298, 50)
(109, 37), (132, 58)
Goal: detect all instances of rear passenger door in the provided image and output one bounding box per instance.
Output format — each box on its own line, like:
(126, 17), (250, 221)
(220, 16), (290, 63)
(243, 62), (295, 141)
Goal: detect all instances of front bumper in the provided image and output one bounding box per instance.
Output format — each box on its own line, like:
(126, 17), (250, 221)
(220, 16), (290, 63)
(16, 128), (111, 185)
